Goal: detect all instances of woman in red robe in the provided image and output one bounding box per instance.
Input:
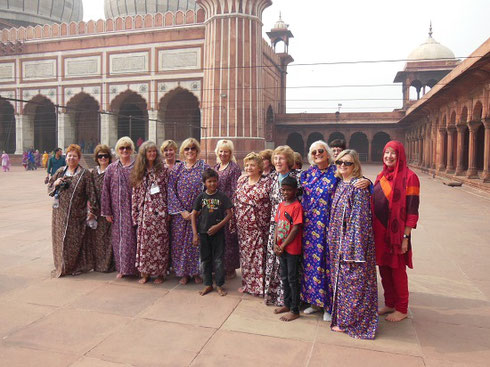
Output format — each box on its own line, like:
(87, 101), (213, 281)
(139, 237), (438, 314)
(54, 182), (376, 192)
(372, 141), (420, 322)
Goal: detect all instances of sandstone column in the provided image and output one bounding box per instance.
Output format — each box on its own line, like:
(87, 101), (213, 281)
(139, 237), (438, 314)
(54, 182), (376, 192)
(57, 112), (75, 149)
(15, 114), (23, 154)
(100, 114), (118, 148)
(445, 126), (456, 173)
(455, 125), (466, 176)
(466, 121), (479, 178)
(148, 110), (158, 144)
(437, 127), (446, 171)
(197, 0), (272, 163)
(482, 118), (490, 182)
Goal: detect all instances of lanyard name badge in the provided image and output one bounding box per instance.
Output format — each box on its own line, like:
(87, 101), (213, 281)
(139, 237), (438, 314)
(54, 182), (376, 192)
(150, 182), (160, 195)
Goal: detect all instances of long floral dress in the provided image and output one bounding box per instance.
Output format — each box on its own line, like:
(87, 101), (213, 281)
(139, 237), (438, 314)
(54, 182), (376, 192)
(300, 165), (337, 311)
(48, 166), (97, 278)
(328, 180), (378, 339)
(101, 160), (138, 276)
(234, 175), (272, 296)
(214, 161), (242, 273)
(131, 167), (170, 277)
(264, 169), (301, 306)
(86, 167), (114, 272)
(168, 160), (209, 277)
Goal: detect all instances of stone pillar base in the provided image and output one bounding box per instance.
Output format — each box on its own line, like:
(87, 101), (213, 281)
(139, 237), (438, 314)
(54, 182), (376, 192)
(466, 169), (478, 179)
(482, 170), (490, 183)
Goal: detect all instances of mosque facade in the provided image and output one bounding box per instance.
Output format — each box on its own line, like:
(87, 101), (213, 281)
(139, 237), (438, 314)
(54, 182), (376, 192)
(0, 0), (488, 189)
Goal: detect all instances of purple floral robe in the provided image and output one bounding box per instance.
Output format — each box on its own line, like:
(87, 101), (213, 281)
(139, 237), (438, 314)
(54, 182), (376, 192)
(168, 160), (209, 277)
(101, 160), (138, 276)
(214, 161), (242, 272)
(328, 180), (378, 339)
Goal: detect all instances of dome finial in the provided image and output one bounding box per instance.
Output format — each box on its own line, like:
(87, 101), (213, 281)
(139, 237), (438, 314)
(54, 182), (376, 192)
(429, 20), (433, 38)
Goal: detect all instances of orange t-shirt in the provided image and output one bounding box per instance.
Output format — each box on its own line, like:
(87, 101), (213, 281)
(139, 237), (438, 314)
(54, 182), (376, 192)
(274, 200), (303, 255)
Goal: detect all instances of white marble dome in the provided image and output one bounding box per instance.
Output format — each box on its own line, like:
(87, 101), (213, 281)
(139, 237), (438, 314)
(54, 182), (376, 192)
(407, 33), (456, 61)
(105, 0), (199, 18)
(273, 14), (288, 30)
(0, 0), (83, 28)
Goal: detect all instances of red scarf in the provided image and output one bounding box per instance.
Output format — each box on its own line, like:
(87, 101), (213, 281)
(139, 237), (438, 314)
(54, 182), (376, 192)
(375, 141), (408, 254)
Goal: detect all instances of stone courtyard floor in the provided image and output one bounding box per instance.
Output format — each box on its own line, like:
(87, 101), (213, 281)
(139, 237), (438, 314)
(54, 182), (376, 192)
(0, 164), (489, 367)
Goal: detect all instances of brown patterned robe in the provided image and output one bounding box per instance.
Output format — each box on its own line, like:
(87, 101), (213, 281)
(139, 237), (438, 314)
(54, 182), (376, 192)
(85, 168), (114, 272)
(131, 167), (170, 276)
(48, 166), (97, 278)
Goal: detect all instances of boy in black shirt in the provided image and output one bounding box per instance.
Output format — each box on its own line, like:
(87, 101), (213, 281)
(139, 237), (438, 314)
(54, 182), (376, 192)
(191, 168), (233, 296)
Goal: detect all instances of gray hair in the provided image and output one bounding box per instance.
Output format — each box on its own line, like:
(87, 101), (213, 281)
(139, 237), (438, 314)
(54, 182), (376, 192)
(307, 140), (334, 166)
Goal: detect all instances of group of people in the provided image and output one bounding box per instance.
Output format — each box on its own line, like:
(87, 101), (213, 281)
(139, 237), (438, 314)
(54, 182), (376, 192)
(48, 136), (420, 340)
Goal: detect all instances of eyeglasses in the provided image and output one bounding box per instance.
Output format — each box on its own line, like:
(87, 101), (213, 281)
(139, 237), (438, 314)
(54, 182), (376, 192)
(118, 146), (131, 151)
(335, 160), (354, 167)
(184, 146), (197, 152)
(97, 154), (110, 159)
(311, 149), (325, 156)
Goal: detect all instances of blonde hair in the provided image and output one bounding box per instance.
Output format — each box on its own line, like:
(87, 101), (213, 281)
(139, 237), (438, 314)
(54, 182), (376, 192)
(160, 139), (178, 153)
(66, 144), (82, 159)
(131, 141), (163, 187)
(243, 152), (264, 172)
(115, 136), (135, 157)
(307, 140), (334, 166)
(179, 138), (201, 159)
(214, 139), (237, 164)
(334, 149), (363, 179)
(272, 145), (295, 169)
(93, 144), (112, 165)
(259, 149), (273, 162)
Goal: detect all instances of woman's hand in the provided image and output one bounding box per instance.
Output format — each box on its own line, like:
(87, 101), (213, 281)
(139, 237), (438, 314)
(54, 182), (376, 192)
(87, 213), (95, 221)
(354, 178), (370, 189)
(181, 210), (191, 220)
(401, 238), (409, 254)
(105, 216), (113, 223)
(54, 178), (64, 187)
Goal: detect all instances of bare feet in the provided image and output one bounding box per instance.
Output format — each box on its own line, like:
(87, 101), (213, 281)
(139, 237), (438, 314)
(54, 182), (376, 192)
(331, 326), (344, 332)
(194, 275), (203, 284)
(153, 277), (165, 284)
(199, 285), (214, 296)
(217, 287), (227, 296)
(225, 270), (236, 280)
(238, 286), (246, 293)
(116, 273), (123, 279)
(378, 306), (395, 315)
(280, 312), (299, 322)
(274, 306), (290, 314)
(179, 276), (189, 285)
(386, 311), (408, 322)
(138, 276), (149, 284)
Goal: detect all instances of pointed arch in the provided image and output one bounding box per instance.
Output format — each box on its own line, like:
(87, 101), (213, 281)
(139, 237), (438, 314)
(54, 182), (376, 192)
(24, 95), (57, 152)
(286, 132), (304, 156)
(371, 132), (391, 162)
(110, 90), (148, 144)
(66, 92), (100, 153)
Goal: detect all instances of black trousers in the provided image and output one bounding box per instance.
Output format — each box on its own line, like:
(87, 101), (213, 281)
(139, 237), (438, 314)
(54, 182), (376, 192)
(280, 252), (301, 314)
(199, 232), (225, 287)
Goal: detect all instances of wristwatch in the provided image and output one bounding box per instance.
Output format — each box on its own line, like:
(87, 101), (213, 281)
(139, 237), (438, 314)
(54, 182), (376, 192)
(403, 234), (410, 239)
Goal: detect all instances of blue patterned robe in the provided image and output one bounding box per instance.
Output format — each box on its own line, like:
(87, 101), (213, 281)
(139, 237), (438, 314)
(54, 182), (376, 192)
(300, 165), (337, 310)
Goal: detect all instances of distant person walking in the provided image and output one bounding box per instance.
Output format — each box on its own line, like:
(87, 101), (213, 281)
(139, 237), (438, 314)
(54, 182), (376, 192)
(47, 148), (66, 179)
(42, 151), (49, 168)
(1, 151), (10, 172)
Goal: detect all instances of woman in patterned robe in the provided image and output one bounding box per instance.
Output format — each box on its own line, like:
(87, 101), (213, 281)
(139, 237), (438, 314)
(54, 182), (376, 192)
(87, 145), (114, 272)
(101, 137), (138, 278)
(214, 139), (242, 278)
(300, 141), (337, 321)
(328, 150), (377, 339)
(48, 144), (97, 278)
(168, 138), (209, 285)
(131, 141), (170, 284)
(264, 145), (301, 306)
(234, 153), (272, 296)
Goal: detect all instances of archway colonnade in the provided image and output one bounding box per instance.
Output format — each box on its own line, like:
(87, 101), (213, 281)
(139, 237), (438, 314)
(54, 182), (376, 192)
(4, 87), (201, 154)
(405, 100), (489, 182)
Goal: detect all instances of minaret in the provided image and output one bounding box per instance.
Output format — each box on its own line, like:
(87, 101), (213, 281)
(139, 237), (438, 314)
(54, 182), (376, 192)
(197, 0), (272, 162)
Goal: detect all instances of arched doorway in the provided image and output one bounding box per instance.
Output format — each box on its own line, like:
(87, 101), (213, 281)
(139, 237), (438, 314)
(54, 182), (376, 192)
(111, 91), (148, 146)
(24, 96), (57, 152)
(0, 100), (15, 153)
(286, 132), (304, 156)
(371, 132), (391, 162)
(328, 132), (345, 144)
(476, 123), (484, 171)
(67, 93), (100, 153)
(349, 132), (369, 162)
(158, 88), (200, 144)
(306, 132), (324, 150)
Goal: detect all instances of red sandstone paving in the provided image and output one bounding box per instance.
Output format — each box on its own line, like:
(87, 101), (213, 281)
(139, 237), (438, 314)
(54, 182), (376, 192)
(0, 165), (489, 366)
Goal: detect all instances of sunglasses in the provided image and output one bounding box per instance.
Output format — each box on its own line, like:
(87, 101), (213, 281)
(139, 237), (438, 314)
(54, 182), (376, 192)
(335, 160), (354, 167)
(311, 149), (325, 156)
(97, 154), (110, 159)
(184, 146), (197, 152)
(119, 146), (131, 151)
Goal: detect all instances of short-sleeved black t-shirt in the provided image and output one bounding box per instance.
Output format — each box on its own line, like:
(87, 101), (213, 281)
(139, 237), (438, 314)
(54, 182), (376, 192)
(193, 190), (233, 234)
